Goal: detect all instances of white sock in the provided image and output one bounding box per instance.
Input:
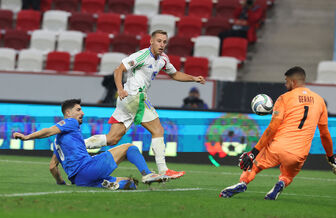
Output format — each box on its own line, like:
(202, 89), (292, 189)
(151, 137), (168, 174)
(84, 135), (107, 149)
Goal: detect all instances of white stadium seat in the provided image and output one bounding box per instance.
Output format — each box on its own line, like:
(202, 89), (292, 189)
(99, 52), (127, 75)
(134, 0), (160, 18)
(194, 36), (220, 60)
(315, 61), (336, 83)
(57, 31), (84, 55)
(42, 10), (70, 33)
(0, 48), (16, 71)
(210, 57), (238, 81)
(30, 30), (57, 54)
(1, 0), (22, 13)
(17, 49), (44, 72)
(150, 15), (176, 38)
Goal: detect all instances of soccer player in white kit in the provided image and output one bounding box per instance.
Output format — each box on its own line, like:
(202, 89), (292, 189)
(85, 30), (205, 179)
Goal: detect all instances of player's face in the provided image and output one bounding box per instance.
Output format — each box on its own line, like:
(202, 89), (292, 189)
(150, 33), (168, 56)
(69, 104), (84, 124)
(285, 76), (294, 91)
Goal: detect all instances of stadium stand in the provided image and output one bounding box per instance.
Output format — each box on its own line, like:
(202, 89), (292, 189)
(1, 0), (22, 13)
(112, 34), (139, 54)
(160, 0), (186, 18)
(150, 14), (176, 38)
(123, 14), (148, 37)
(193, 36), (221, 60)
(210, 57), (238, 81)
(216, 0), (240, 17)
(45, 51), (71, 72)
(0, 9), (13, 29)
(42, 10), (70, 33)
(315, 61), (336, 83)
(99, 52), (127, 75)
(107, 0), (134, 14)
(167, 36), (193, 57)
(177, 16), (202, 38)
(84, 32), (111, 54)
(0, 48), (16, 70)
(3, 29), (30, 50)
(167, 55), (181, 71)
(57, 30), (84, 55)
(221, 37), (248, 62)
(139, 34), (151, 49)
(17, 49), (44, 72)
(54, 0), (79, 12)
(81, 0), (106, 14)
(69, 12), (95, 33)
(30, 30), (57, 54)
(96, 13), (121, 35)
(184, 57), (209, 78)
(204, 16), (232, 36)
(134, 0), (160, 18)
(73, 51), (100, 73)
(188, 0), (213, 19)
(16, 10), (41, 31)
(40, 0), (52, 12)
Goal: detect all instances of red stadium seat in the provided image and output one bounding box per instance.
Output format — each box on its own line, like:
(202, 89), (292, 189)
(45, 51), (71, 72)
(204, 16), (232, 36)
(107, 0), (134, 14)
(177, 17), (202, 38)
(73, 52), (100, 74)
(139, 34), (151, 49)
(221, 37), (248, 62)
(4, 29), (30, 50)
(112, 34), (139, 54)
(69, 12), (95, 33)
(16, 10), (41, 31)
(81, 0), (106, 14)
(0, 9), (13, 29)
(85, 32), (111, 53)
(54, 0), (79, 12)
(188, 0), (213, 19)
(123, 15), (148, 37)
(167, 55), (181, 71)
(96, 13), (121, 35)
(184, 57), (209, 78)
(216, 0), (240, 17)
(40, 0), (52, 12)
(161, 0), (186, 18)
(167, 36), (193, 57)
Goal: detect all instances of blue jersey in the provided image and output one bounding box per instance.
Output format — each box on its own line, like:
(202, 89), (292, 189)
(53, 118), (91, 180)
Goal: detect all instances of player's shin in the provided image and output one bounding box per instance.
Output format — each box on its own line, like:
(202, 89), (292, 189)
(126, 145), (151, 175)
(151, 137), (168, 174)
(84, 134), (107, 149)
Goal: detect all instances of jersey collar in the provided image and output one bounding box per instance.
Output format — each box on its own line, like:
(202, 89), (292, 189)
(148, 47), (160, 60)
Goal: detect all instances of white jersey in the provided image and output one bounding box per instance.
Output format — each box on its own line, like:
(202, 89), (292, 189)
(122, 48), (177, 95)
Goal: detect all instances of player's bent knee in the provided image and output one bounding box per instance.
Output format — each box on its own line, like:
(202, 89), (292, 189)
(127, 145), (139, 152)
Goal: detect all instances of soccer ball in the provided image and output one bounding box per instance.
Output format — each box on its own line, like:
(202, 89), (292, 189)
(251, 94), (273, 115)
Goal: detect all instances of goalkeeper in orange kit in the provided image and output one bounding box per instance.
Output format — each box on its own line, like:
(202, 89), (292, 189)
(219, 66), (336, 200)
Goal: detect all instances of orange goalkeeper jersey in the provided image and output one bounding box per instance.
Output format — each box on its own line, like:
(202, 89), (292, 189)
(269, 87), (328, 158)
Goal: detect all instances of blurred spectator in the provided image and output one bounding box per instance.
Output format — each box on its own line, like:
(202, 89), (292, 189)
(22, 0), (41, 10)
(99, 74), (117, 106)
(182, 87), (208, 109)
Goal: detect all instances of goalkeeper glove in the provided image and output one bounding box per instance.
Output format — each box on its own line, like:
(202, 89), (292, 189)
(327, 155), (336, 175)
(239, 148), (259, 171)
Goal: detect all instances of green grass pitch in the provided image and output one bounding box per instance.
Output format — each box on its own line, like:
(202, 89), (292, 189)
(0, 155), (335, 218)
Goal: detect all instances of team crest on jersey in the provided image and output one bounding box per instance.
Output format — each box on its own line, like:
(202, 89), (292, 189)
(128, 60), (135, 67)
(57, 120), (65, 126)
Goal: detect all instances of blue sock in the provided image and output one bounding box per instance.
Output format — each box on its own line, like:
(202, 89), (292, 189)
(126, 146), (151, 175)
(118, 179), (137, 190)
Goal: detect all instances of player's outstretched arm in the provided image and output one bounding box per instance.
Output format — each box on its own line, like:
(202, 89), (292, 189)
(318, 124), (335, 174)
(13, 126), (61, 141)
(169, 71), (205, 84)
(49, 154), (67, 185)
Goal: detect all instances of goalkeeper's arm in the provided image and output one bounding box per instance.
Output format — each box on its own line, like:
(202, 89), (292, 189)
(318, 124), (335, 174)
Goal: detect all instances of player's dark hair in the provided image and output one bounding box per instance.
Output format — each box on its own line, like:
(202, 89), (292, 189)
(285, 66), (306, 81)
(151, 30), (168, 38)
(61, 99), (81, 115)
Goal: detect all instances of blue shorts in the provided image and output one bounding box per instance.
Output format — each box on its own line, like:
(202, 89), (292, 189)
(74, 151), (118, 188)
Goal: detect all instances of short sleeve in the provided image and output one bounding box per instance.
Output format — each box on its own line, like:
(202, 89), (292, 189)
(56, 118), (78, 133)
(318, 100), (328, 125)
(272, 95), (285, 120)
(161, 55), (177, 75)
(122, 50), (147, 71)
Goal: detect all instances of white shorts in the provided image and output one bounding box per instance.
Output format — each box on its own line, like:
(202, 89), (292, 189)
(108, 92), (159, 129)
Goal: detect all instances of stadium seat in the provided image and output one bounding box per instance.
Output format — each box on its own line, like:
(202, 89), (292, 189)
(1, 0), (22, 13)
(123, 15), (148, 37)
(81, 0), (106, 14)
(150, 15), (176, 38)
(204, 16), (232, 36)
(17, 49), (44, 72)
(107, 0), (134, 15)
(16, 10), (41, 31)
(57, 30), (84, 55)
(73, 52), (100, 74)
(112, 34), (139, 54)
(167, 55), (181, 71)
(45, 51), (71, 72)
(210, 57), (238, 81)
(40, 0), (52, 12)
(0, 48), (16, 71)
(188, 0), (213, 19)
(3, 29), (30, 50)
(194, 36), (220, 60)
(69, 12), (95, 33)
(177, 17), (202, 38)
(134, 0), (160, 18)
(96, 13), (121, 35)
(54, 0), (79, 12)
(184, 57), (209, 78)
(85, 32), (111, 53)
(99, 52), (127, 75)
(221, 37), (248, 62)
(160, 0), (186, 18)
(139, 34), (151, 49)
(30, 30), (57, 54)
(167, 36), (193, 57)
(0, 9), (13, 29)
(216, 0), (240, 17)
(42, 10), (70, 33)
(315, 61), (336, 83)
